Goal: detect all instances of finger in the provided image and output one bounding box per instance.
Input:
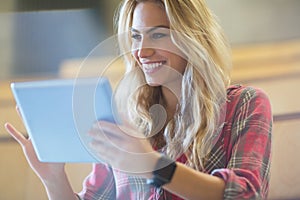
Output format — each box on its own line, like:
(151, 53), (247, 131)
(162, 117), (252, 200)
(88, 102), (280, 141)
(89, 132), (128, 154)
(89, 129), (123, 143)
(90, 143), (118, 163)
(15, 105), (23, 119)
(89, 131), (125, 153)
(4, 123), (27, 146)
(89, 140), (114, 164)
(97, 121), (135, 138)
(88, 134), (108, 146)
(91, 122), (123, 140)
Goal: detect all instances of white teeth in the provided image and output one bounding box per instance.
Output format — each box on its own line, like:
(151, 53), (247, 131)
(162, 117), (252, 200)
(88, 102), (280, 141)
(143, 62), (163, 70)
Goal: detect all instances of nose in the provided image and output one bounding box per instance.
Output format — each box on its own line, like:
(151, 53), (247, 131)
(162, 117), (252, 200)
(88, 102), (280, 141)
(138, 47), (155, 58)
(137, 39), (155, 58)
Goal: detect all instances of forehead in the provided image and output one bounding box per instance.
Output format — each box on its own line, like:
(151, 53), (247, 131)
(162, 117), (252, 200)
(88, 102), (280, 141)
(132, 1), (169, 30)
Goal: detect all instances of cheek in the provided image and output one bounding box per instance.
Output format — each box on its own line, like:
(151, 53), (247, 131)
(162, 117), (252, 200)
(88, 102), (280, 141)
(169, 54), (187, 74)
(132, 50), (140, 63)
(179, 59), (188, 74)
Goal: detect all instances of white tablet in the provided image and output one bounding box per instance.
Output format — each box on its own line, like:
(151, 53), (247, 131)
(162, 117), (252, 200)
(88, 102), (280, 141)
(11, 77), (117, 163)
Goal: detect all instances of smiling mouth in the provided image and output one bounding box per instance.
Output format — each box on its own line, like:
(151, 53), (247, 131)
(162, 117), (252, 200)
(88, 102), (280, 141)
(143, 62), (166, 73)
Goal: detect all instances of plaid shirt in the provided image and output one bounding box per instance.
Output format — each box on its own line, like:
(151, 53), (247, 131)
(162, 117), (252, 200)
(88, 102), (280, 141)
(78, 85), (272, 200)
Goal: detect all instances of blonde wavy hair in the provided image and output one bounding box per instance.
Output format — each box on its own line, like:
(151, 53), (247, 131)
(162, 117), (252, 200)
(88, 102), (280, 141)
(114, 0), (231, 170)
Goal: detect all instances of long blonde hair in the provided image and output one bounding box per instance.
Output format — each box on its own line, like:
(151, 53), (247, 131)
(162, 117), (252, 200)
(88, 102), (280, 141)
(114, 0), (231, 170)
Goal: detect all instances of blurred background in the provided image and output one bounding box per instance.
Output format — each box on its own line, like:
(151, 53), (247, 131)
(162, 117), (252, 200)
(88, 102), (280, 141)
(1, 0), (300, 79)
(0, 0), (300, 199)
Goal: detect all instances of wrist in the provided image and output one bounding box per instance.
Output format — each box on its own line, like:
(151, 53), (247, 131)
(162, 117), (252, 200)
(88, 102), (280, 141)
(141, 152), (161, 179)
(41, 168), (67, 188)
(147, 154), (177, 188)
(41, 169), (77, 200)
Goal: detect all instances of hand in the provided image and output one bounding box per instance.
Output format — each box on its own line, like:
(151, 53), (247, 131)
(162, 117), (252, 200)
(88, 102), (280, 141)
(4, 107), (65, 184)
(88, 121), (160, 177)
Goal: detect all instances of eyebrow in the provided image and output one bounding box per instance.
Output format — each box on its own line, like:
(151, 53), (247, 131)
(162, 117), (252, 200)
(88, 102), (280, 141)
(131, 25), (170, 34)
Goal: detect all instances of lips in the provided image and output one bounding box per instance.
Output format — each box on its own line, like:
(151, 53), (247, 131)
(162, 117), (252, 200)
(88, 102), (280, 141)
(142, 61), (166, 73)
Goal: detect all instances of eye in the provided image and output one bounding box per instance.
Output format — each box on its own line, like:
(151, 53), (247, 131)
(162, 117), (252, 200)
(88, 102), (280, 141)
(151, 33), (167, 39)
(131, 33), (142, 41)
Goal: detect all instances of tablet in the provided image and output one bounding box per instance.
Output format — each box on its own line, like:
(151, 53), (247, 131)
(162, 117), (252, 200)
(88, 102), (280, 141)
(11, 77), (117, 163)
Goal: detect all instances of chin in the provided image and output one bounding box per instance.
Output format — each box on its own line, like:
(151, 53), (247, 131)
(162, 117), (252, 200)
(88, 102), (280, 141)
(145, 76), (166, 87)
(146, 82), (161, 87)
(146, 74), (167, 85)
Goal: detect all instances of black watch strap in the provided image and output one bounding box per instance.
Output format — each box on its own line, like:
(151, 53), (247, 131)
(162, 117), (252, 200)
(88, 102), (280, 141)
(147, 155), (177, 188)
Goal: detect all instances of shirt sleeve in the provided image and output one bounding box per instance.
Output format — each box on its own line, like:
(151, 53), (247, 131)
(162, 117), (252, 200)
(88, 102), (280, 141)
(212, 87), (272, 200)
(77, 163), (116, 200)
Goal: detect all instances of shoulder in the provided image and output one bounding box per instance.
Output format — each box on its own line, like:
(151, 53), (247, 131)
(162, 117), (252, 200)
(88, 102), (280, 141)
(226, 84), (271, 106)
(225, 85), (272, 123)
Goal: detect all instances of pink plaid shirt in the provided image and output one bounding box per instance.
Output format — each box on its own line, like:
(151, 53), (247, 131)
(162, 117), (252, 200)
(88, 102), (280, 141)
(78, 85), (272, 200)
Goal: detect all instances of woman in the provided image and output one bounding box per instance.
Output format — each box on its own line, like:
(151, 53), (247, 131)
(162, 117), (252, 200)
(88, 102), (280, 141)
(5, 0), (272, 199)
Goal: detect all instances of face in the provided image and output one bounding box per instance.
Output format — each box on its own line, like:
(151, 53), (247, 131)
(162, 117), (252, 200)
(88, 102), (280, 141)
(131, 1), (187, 87)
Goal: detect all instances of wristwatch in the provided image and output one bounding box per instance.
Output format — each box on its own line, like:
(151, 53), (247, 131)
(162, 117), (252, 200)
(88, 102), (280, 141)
(147, 155), (177, 188)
